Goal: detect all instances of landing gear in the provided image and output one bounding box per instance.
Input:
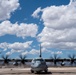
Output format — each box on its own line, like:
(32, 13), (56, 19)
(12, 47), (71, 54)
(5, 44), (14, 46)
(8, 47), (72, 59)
(44, 69), (48, 73)
(31, 70), (37, 74)
(31, 69), (34, 73)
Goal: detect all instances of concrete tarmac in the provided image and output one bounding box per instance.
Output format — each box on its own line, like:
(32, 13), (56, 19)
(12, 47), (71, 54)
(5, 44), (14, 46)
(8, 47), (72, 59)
(0, 67), (76, 75)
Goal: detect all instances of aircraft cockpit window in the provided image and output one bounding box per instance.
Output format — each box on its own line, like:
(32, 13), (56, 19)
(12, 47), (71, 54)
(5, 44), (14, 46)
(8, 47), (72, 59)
(35, 59), (44, 61)
(34, 59), (45, 63)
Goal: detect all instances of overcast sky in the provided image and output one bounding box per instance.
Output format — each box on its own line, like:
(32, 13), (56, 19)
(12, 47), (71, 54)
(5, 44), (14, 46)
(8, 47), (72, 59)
(0, 0), (76, 59)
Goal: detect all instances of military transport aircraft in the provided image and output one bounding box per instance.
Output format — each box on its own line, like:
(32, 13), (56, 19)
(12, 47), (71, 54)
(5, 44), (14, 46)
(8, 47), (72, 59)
(31, 45), (48, 73)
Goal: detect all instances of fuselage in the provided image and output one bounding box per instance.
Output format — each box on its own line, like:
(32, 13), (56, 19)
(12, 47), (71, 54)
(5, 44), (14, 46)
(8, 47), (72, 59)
(31, 57), (48, 72)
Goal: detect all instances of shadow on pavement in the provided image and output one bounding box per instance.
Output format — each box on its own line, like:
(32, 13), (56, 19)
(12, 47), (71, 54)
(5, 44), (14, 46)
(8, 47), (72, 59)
(36, 71), (52, 74)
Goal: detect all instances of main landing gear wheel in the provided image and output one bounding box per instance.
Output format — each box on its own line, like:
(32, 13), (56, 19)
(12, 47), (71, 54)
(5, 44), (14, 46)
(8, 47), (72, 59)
(31, 70), (34, 73)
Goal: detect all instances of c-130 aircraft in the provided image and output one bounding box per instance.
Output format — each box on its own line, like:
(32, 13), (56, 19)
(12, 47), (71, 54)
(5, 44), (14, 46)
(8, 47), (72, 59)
(31, 44), (48, 73)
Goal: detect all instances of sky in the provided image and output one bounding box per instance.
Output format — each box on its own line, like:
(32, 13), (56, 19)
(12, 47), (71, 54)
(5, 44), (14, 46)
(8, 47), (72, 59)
(0, 0), (76, 59)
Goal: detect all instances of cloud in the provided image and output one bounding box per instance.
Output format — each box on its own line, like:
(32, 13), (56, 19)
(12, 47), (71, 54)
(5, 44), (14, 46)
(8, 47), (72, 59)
(32, 7), (42, 18)
(8, 41), (32, 50)
(3, 44), (45, 56)
(21, 48), (63, 56)
(6, 51), (12, 56)
(36, 1), (76, 50)
(41, 5), (76, 29)
(51, 51), (62, 55)
(21, 49), (40, 55)
(69, 0), (76, 5)
(0, 0), (20, 21)
(21, 51), (29, 56)
(29, 49), (39, 55)
(0, 20), (38, 38)
(0, 41), (33, 50)
(0, 41), (33, 54)
(1, 42), (62, 56)
(38, 27), (76, 42)
(0, 42), (8, 51)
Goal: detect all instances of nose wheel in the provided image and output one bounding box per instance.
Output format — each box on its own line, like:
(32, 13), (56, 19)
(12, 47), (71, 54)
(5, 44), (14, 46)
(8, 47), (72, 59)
(31, 69), (34, 73)
(44, 69), (48, 73)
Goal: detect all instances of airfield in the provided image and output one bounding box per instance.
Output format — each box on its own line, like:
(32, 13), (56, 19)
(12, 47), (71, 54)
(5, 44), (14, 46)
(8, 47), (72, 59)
(0, 67), (76, 75)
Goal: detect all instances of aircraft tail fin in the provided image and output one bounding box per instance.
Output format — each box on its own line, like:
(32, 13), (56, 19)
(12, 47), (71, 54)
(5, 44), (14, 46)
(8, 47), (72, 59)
(39, 44), (42, 57)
